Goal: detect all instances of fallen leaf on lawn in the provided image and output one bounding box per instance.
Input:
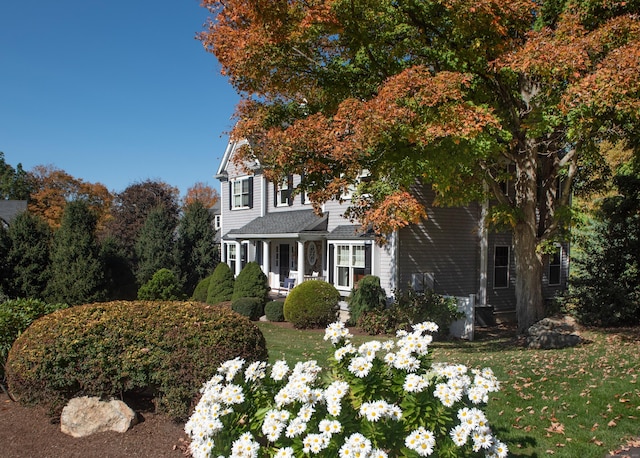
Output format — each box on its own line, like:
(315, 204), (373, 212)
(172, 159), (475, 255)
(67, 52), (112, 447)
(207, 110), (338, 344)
(591, 423), (599, 431)
(607, 419), (617, 427)
(590, 437), (604, 446)
(545, 422), (565, 434)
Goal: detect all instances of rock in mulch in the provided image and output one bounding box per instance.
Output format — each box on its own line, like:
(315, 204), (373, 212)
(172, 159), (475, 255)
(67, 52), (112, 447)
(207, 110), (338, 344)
(60, 396), (138, 438)
(525, 316), (583, 349)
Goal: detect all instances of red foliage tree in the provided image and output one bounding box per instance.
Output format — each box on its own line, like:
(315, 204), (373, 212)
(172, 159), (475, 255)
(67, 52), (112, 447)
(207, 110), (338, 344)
(199, 0), (640, 331)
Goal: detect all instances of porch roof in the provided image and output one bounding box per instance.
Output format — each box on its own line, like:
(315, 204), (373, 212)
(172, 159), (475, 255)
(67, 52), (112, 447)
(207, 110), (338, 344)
(224, 209), (328, 240)
(328, 225), (375, 240)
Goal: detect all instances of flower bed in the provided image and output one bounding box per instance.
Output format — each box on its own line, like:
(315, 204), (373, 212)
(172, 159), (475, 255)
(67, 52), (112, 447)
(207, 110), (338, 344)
(186, 321), (507, 457)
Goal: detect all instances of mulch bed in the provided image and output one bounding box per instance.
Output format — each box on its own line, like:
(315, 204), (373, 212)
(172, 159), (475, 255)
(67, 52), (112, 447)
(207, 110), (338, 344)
(0, 391), (189, 458)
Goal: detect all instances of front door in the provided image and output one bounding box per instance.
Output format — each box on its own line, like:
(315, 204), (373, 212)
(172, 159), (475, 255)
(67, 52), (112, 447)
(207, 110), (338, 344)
(279, 244), (290, 281)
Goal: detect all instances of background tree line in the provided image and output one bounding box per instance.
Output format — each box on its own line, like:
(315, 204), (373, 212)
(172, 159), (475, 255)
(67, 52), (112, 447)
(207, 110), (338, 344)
(0, 152), (220, 304)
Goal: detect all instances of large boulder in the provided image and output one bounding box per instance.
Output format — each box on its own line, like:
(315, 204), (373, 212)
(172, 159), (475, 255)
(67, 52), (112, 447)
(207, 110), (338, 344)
(526, 316), (582, 349)
(60, 396), (138, 438)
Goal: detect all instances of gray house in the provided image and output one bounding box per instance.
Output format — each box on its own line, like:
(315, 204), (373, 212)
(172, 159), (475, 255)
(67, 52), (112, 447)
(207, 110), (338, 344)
(215, 139), (569, 323)
(0, 200), (27, 228)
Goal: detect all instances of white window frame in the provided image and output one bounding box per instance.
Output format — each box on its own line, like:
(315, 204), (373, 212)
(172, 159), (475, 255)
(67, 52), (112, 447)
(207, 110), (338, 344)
(227, 243), (237, 274)
(493, 246), (510, 289)
(277, 178), (290, 207)
(231, 177), (250, 209)
(334, 243), (366, 290)
(214, 214), (221, 231)
(341, 170), (371, 201)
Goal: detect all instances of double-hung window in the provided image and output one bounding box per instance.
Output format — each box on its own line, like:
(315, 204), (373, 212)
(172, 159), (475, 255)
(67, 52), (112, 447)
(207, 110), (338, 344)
(549, 246), (562, 285)
(336, 244), (366, 289)
(277, 178), (291, 206)
(231, 177), (251, 209)
(228, 244), (237, 274)
(494, 246), (510, 288)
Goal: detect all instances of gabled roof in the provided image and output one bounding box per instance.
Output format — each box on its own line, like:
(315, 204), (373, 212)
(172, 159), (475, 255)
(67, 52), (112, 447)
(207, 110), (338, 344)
(225, 209), (328, 239)
(0, 200), (27, 226)
(215, 138), (256, 179)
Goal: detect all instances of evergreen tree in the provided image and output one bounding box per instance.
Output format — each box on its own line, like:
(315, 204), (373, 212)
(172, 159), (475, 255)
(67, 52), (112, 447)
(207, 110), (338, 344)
(232, 261), (269, 306)
(0, 225), (11, 298)
(137, 268), (185, 301)
(134, 205), (178, 288)
(177, 201), (218, 296)
(206, 262), (234, 304)
(6, 212), (52, 299)
(570, 163), (640, 326)
(47, 200), (106, 305)
(100, 235), (137, 300)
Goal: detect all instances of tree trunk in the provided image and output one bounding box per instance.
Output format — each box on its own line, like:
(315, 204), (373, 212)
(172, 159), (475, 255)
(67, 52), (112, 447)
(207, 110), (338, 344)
(513, 149), (546, 333)
(513, 223), (545, 333)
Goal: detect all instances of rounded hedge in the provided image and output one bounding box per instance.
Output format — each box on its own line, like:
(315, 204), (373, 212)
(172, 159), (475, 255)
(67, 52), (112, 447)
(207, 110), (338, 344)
(137, 268), (185, 300)
(283, 281), (340, 329)
(1, 299), (69, 382)
(231, 297), (264, 321)
(6, 301), (267, 421)
(191, 273), (212, 302)
(264, 301), (285, 322)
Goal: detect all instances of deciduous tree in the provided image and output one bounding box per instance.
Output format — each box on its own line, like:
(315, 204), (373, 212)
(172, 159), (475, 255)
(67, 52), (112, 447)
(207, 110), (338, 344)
(183, 182), (220, 209)
(200, 0), (640, 331)
(28, 165), (112, 230)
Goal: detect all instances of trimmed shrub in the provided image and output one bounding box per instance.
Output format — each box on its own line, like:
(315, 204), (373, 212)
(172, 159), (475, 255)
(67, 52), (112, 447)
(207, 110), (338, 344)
(1, 299), (68, 382)
(347, 275), (387, 325)
(191, 274), (212, 302)
(137, 268), (185, 300)
(6, 301), (267, 420)
(207, 263), (234, 304)
(264, 301), (285, 322)
(283, 281), (340, 329)
(357, 288), (462, 338)
(232, 262), (269, 306)
(231, 297), (264, 321)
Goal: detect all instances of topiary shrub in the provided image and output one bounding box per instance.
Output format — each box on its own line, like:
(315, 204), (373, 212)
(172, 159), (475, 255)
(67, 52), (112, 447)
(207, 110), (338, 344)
(232, 262), (269, 306)
(1, 299), (68, 382)
(231, 297), (263, 321)
(5, 301), (267, 421)
(264, 301), (285, 322)
(283, 281), (340, 329)
(191, 273), (213, 302)
(137, 268), (185, 300)
(207, 263), (234, 304)
(347, 275), (387, 325)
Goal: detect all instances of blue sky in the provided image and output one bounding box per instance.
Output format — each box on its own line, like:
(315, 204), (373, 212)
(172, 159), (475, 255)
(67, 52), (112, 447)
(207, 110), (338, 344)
(0, 0), (240, 197)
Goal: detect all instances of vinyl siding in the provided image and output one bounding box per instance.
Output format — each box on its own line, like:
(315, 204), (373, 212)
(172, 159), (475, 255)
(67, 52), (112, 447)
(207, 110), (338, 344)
(397, 184), (481, 297)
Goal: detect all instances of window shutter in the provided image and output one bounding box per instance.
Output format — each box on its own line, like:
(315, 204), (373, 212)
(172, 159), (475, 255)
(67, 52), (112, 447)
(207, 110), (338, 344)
(328, 244), (334, 283)
(274, 182), (278, 208)
(229, 181), (233, 210)
(300, 173), (306, 204)
(248, 177), (254, 208)
(287, 175), (294, 206)
(364, 243), (372, 275)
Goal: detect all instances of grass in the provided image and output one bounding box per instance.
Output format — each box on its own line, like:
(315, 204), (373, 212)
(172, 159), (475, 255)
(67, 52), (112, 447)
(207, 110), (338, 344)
(256, 322), (640, 458)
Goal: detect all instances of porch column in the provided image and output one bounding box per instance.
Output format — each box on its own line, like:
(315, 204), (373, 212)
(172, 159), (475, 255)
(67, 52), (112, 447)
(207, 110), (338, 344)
(235, 241), (242, 277)
(297, 240), (305, 284)
(262, 240), (270, 279)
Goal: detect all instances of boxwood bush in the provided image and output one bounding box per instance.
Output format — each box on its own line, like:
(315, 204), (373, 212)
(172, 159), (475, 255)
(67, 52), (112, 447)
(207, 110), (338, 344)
(231, 297), (263, 321)
(5, 301), (267, 420)
(283, 281), (340, 329)
(191, 273), (212, 302)
(264, 301), (285, 322)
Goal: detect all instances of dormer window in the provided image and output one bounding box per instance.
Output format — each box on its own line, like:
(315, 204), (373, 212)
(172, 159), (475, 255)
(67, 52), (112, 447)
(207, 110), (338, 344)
(231, 177), (253, 210)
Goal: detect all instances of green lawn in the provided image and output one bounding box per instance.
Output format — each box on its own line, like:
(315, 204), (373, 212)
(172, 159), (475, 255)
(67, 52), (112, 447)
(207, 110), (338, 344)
(256, 322), (640, 458)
